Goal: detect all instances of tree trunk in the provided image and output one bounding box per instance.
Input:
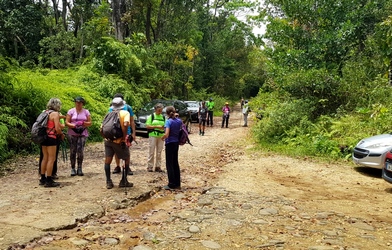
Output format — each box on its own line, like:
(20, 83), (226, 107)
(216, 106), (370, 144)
(112, 0), (126, 41)
(51, 0), (59, 25)
(145, 1), (152, 45)
(62, 0), (67, 31)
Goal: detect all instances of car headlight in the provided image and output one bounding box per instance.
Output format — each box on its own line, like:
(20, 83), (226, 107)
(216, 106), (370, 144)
(366, 143), (392, 149)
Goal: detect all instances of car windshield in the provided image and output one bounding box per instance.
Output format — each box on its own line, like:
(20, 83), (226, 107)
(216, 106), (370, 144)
(186, 102), (199, 108)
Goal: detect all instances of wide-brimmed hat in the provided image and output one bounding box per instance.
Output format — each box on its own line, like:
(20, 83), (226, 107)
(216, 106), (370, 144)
(74, 96), (85, 104)
(225, 102), (229, 105)
(110, 97), (125, 110)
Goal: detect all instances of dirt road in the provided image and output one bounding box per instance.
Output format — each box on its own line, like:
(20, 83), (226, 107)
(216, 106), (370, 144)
(2, 103), (392, 250)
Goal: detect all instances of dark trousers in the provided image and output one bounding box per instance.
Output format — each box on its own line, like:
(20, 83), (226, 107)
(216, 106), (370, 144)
(222, 114), (230, 128)
(207, 111), (213, 126)
(39, 143), (60, 175)
(165, 142), (180, 188)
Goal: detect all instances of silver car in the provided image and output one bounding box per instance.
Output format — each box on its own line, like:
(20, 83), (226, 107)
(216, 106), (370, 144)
(352, 133), (392, 169)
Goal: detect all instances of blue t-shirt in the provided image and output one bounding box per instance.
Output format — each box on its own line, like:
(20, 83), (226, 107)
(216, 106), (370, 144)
(164, 117), (182, 144)
(109, 104), (134, 134)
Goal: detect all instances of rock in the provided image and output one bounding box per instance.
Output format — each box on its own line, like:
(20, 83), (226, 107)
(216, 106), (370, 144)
(201, 240), (221, 249)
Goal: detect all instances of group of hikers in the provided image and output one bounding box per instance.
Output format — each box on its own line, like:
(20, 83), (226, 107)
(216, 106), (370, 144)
(37, 94), (251, 189)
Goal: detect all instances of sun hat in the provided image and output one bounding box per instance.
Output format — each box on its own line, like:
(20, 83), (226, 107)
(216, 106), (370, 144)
(110, 97), (125, 110)
(74, 97), (85, 104)
(225, 102), (229, 105)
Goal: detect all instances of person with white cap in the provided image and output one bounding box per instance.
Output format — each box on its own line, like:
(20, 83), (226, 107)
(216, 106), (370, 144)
(101, 97), (133, 189)
(242, 100), (250, 127)
(110, 93), (136, 175)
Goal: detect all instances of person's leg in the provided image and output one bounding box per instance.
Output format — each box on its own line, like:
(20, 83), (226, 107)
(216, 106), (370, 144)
(40, 146), (48, 185)
(244, 114), (248, 126)
(199, 120), (202, 135)
(104, 141), (115, 189)
(222, 115), (225, 128)
(147, 137), (155, 171)
(53, 142), (60, 177)
(112, 154), (121, 174)
(165, 143), (175, 187)
(210, 111), (213, 126)
(202, 120), (206, 135)
(39, 146), (43, 175)
(76, 136), (87, 176)
(155, 138), (164, 172)
(226, 115), (230, 128)
(44, 145), (59, 187)
(172, 143), (181, 187)
(68, 135), (77, 176)
(117, 144), (132, 187)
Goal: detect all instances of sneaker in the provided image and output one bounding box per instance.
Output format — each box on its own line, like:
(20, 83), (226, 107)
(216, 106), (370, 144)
(112, 166), (121, 174)
(119, 180), (134, 188)
(147, 168), (153, 172)
(106, 180), (114, 189)
(70, 168), (76, 176)
(52, 174), (59, 179)
(163, 185), (181, 190)
(44, 181), (60, 188)
(127, 168), (133, 175)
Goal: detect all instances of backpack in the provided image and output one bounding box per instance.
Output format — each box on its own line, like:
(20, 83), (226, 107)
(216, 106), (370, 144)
(101, 111), (123, 140)
(147, 113), (166, 133)
(179, 123), (192, 146)
(31, 110), (54, 144)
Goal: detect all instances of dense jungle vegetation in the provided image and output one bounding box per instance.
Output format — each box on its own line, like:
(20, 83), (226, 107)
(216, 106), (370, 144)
(1, 0), (392, 165)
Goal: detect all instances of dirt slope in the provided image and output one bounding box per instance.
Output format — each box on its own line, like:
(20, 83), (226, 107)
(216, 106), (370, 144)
(2, 103), (392, 250)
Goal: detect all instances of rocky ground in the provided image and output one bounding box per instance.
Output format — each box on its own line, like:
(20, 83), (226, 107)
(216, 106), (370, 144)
(2, 104), (392, 250)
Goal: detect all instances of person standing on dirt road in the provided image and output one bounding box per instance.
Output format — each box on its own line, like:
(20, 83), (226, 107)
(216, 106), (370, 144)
(109, 93), (136, 176)
(198, 100), (208, 136)
(40, 98), (63, 187)
(221, 102), (231, 128)
(146, 103), (165, 172)
(242, 100), (250, 127)
(206, 97), (215, 126)
(101, 97), (133, 189)
(161, 106), (182, 190)
(65, 97), (92, 177)
(38, 112), (66, 180)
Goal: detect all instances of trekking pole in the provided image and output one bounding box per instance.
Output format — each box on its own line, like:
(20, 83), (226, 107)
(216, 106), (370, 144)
(122, 160), (128, 195)
(61, 140), (68, 162)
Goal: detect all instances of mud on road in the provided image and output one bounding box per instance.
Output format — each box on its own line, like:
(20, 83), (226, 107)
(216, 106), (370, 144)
(2, 103), (392, 250)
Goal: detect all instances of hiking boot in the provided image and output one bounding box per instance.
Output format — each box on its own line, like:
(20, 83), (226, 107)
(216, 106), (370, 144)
(39, 177), (46, 186)
(70, 168), (76, 176)
(147, 167), (153, 172)
(44, 178), (60, 188)
(77, 167), (84, 176)
(127, 167), (133, 175)
(52, 174), (58, 179)
(155, 168), (163, 172)
(119, 180), (133, 188)
(202, 131), (204, 136)
(112, 166), (121, 174)
(106, 180), (114, 189)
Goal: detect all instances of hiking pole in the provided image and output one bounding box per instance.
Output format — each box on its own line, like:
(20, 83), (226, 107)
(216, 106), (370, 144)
(61, 140), (68, 162)
(122, 160), (128, 195)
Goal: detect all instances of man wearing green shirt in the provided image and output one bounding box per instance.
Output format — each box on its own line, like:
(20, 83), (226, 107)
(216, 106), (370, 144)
(206, 97), (215, 126)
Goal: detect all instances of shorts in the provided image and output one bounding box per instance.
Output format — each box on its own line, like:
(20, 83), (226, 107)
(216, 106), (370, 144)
(41, 137), (58, 146)
(199, 119), (206, 126)
(104, 140), (130, 160)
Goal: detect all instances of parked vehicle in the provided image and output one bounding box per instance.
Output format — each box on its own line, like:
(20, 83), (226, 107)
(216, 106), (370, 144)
(352, 133), (392, 169)
(184, 101), (200, 123)
(135, 99), (191, 137)
(382, 151), (392, 183)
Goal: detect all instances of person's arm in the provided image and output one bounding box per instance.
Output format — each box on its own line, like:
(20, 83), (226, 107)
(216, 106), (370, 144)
(82, 111), (92, 127)
(161, 120), (170, 140)
(65, 113), (76, 128)
(52, 112), (62, 135)
(130, 116), (136, 143)
(122, 112), (130, 142)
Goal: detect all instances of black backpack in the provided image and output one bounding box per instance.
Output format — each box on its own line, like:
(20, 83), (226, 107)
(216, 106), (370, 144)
(101, 111), (123, 140)
(31, 110), (54, 144)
